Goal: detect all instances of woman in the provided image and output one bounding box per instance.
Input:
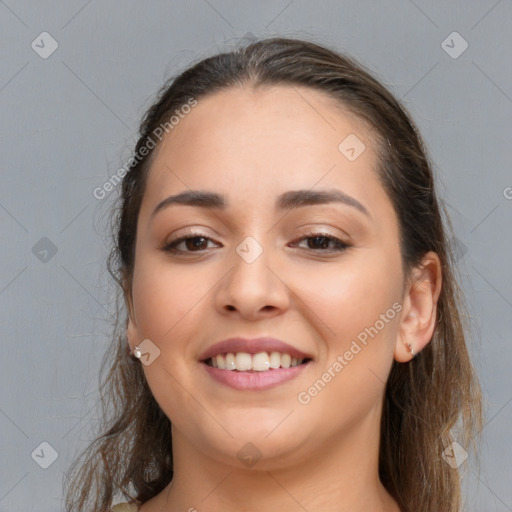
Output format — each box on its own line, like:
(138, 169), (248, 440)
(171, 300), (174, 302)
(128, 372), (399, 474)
(65, 37), (482, 512)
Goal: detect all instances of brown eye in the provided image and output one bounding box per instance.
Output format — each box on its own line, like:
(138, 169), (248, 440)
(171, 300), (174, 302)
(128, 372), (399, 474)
(163, 233), (220, 254)
(183, 236), (209, 251)
(292, 233), (350, 253)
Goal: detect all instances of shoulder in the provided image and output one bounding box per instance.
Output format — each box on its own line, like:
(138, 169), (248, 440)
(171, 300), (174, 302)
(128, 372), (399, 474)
(111, 503), (139, 512)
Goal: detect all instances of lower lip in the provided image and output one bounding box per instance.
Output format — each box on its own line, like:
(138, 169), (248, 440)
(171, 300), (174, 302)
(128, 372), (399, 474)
(201, 361), (310, 391)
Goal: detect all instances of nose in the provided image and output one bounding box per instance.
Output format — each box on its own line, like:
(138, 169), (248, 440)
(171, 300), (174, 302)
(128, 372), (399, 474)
(214, 240), (290, 321)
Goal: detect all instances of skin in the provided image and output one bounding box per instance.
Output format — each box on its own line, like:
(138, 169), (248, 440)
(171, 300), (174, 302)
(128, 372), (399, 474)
(125, 84), (442, 512)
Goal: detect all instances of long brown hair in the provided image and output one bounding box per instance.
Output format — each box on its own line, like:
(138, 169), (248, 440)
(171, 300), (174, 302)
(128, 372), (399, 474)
(64, 37), (482, 512)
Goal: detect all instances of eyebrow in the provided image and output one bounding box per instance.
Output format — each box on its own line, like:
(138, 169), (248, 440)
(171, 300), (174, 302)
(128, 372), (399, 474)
(151, 188), (370, 219)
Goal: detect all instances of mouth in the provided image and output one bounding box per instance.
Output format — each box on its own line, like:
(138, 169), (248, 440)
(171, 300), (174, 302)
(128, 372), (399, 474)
(199, 337), (314, 390)
(203, 351), (312, 372)
(199, 337), (313, 391)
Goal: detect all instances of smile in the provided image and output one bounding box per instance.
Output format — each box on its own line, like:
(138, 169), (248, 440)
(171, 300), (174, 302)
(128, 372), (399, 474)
(205, 351), (309, 372)
(201, 354), (312, 391)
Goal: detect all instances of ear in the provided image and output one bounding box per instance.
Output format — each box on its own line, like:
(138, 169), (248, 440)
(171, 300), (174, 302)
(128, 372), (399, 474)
(395, 251), (442, 362)
(122, 275), (139, 352)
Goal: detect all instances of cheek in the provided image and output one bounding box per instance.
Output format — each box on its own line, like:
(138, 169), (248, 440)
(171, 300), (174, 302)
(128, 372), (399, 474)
(294, 268), (400, 430)
(299, 251), (403, 345)
(131, 255), (202, 340)
(130, 260), (205, 425)
(298, 252), (402, 412)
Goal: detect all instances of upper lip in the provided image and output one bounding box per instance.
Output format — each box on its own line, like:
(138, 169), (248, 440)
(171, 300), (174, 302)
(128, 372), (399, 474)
(199, 337), (313, 362)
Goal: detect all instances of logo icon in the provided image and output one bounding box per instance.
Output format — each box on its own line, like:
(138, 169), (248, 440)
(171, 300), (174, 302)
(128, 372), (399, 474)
(237, 442), (262, 468)
(442, 441), (468, 469)
(134, 339), (161, 366)
(32, 237), (58, 263)
(31, 32), (59, 59)
(31, 441), (58, 469)
(441, 32), (468, 59)
(236, 236), (263, 264)
(338, 134), (366, 161)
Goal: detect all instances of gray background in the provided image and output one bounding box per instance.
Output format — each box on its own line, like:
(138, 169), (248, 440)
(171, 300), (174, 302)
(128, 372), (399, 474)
(0, 1), (511, 510)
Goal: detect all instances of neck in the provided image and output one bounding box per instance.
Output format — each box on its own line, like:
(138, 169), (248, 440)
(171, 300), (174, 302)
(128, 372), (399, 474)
(141, 413), (400, 512)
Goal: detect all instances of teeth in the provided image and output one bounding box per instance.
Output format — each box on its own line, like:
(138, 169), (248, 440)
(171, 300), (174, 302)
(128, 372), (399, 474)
(281, 353), (291, 369)
(235, 352), (252, 371)
(225, 353), (236, 370)
(252, 352), (270, 371)
(208, 352), (305, 371)
(269, 351), (281, 369)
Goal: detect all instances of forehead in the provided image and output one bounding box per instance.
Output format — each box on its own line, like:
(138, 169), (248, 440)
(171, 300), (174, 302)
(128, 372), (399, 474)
(139, 84), (394, 227)
(160, 84), (374, 153)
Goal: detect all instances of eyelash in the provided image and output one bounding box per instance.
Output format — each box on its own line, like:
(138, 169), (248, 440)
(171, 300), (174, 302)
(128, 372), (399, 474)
(162, 230), (351, 255)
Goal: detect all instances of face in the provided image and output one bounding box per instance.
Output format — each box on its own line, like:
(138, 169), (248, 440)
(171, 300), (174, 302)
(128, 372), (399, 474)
(126, 85), (408, 470)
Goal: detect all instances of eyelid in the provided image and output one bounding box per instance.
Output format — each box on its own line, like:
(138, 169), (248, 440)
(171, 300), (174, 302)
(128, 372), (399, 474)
(292, 223), (352, 242)
(162, 227), (220, 249)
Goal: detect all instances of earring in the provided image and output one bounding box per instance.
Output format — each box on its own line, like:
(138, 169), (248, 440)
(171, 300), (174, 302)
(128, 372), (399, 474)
(132, 345), (142, 359)
(406, 342), (416, 358)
